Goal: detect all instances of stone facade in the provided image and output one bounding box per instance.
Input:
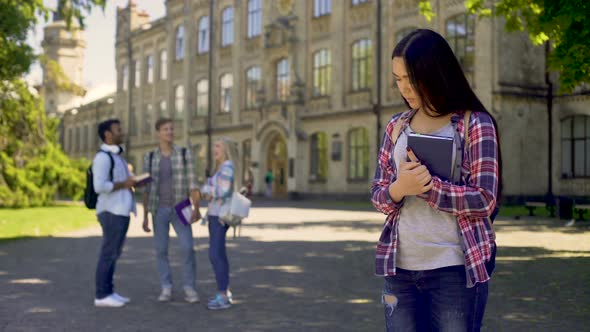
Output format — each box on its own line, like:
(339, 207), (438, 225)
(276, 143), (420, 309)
(57, 0), (590, 200)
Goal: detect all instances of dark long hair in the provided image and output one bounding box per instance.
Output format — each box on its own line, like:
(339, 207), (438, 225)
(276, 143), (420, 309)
(393, 29), (503, 200)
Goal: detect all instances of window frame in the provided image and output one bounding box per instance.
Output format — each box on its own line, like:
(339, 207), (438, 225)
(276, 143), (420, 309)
(348, 127), (369, 180)
(247, 0), (262, 38)
(312, 49), (332, 97)
(220, 73), (233, 113)
(276, 58), (290, 102)
(246, 66), (261, 108)
(196, 79), (208, 117)
(313, 0), (332, 17)
(309, 132), (328, 181)
(176, 25), (185, 60)
(221, 7), (235, 47)
(561, 115), (590, 178)
(351, 39), (372, 91)
(445, 14), (476, 85)
(198, 16), (210, 54)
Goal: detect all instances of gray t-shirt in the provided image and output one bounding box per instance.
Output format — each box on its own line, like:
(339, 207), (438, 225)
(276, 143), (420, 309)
(394, 122), (464, 271)
(158, 156), (174, 207)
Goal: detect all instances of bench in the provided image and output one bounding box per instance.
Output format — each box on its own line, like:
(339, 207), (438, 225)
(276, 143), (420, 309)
(574, 204), (590, 221)
(525, 201), (555, 217)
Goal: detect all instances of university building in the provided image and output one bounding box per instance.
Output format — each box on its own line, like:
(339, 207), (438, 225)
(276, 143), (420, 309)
(48, 0), (590, 201)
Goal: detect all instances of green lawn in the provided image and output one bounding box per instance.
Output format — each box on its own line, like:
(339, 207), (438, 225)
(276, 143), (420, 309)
(497, 205), (555, 218)
(0, 205), (96, 241)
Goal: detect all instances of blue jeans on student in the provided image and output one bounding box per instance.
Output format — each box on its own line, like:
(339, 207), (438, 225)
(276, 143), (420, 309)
(383, 265), (485, 332)
(208, 216), (230, 292)
(95, 212), (130, 299)
(153, 207), (196, 289)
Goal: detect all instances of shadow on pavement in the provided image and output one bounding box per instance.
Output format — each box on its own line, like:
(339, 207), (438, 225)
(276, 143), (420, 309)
(0, 230), (589, 331)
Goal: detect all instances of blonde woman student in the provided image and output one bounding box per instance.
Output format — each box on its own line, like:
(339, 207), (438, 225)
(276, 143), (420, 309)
(201, 137), (241, 310)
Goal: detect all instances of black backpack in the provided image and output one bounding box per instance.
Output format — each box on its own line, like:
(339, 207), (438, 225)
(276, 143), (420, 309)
(84, 150), (114, 209)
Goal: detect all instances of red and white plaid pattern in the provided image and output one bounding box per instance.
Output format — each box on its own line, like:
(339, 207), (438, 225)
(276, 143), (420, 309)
(371, 109), (499, 287)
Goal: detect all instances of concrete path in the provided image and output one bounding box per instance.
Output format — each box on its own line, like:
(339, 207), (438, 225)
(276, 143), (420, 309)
(1, 203), (589, 331)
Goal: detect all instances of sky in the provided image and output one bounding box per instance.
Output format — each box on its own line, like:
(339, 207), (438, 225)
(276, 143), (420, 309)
(26, 0), (165, 103)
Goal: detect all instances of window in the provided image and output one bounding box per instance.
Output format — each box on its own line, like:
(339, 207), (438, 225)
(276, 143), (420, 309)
(176, 25), (185, 60)
(352, 0), (368, 5)
(247, 0), (262, 38)
(220, 74), (233, 112)
(313, 49), (331, 96)
(348, 127), (369, 179)
(310, 132), (328, 181)
(561, 115), (590, 178)
(129, 107), (137, 136)
(160, 50), (167, 80)
(196, 79), (208, 117)
(160, 100), (168, 117)
(242, 139), (252, 183)
(446, 14), (475, 83)
(276, 58), (290, 101)
(134, 60), (140, 88)
(395, 27), (416, 43)
(144, 104), (153, 135)
(314, 0), (331, 17)
(121, 64), (128, 91)
(352, 39), (372, 91)
(175, 85), (185, 115)
(198, 16), (210, 54)
(221, 7), (234, 47)
(246, 66), (261, 108)
(146, 55), (154, 84)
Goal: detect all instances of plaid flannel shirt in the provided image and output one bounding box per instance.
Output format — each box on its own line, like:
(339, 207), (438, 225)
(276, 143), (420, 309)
(142, 145), (199, 215)
(371, 109), (499, 287)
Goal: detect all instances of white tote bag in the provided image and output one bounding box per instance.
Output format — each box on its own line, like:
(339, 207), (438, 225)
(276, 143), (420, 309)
(219, 191), (251, 226)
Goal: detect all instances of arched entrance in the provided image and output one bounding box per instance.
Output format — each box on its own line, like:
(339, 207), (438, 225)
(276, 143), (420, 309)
(267, 134), (288, 196)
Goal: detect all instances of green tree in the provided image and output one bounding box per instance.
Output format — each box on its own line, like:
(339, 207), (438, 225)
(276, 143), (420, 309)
(418, 0), (589, 92)
(0, 0), (105, 207)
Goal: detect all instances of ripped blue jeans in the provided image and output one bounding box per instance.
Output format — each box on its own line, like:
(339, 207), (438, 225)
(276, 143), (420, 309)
(383, 265), (486, 332)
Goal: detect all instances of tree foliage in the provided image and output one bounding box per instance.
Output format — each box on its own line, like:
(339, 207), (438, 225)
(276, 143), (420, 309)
(0, 0), (105, 207)
(418, 0), (590, 92)
(0, 80), (88, 207)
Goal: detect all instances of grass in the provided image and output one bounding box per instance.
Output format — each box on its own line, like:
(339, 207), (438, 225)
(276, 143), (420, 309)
(0, 205), (96, 241)
(497, 205), (555, 218)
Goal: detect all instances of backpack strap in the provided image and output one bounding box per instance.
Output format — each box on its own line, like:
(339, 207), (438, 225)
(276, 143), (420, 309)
(390, 117), (405, 145)
(98, 150), (114, 181)
(463, 111), (472, 150)
(149, 151), (154, 174)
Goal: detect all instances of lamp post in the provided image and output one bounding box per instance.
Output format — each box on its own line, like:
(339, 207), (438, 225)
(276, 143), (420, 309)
(206, 0), (215, 177)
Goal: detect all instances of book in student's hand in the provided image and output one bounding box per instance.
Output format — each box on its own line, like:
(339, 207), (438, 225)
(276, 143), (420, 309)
(133, 173), (153, 186)
(407, 132), (454, 181)
(175, 199), (192, 226)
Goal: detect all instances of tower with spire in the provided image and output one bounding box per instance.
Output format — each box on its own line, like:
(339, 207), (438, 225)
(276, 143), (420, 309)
(41, 5), (86, 116)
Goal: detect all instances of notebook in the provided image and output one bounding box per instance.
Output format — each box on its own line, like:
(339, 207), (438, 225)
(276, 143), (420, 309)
(132, 173), (153, 186)
(175, 199), (193, 226)
(407, 132), (454, 181)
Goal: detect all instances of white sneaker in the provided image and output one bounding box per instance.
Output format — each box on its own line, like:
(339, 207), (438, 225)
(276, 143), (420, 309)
(94, 295), (125, 307)
(184, 287), (200, 303)
(112, 292), (130, 303)
(158, 287), (172, 302)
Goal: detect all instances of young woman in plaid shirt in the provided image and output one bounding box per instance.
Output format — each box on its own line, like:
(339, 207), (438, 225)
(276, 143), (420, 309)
(372, 29), (501, 331)
(201, 137), (241, 310)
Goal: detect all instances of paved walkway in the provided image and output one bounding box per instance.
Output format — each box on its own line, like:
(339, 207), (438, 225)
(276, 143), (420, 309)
(1, 203), (589, 331)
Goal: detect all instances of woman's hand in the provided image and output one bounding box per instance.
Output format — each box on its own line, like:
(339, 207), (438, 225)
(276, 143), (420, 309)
(388, 148), (433, 201)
